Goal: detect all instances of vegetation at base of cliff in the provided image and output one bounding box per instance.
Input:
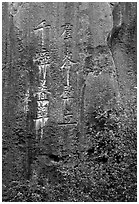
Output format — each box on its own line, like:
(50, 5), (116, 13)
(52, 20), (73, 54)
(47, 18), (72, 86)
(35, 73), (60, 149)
(3, 104), (137, 202)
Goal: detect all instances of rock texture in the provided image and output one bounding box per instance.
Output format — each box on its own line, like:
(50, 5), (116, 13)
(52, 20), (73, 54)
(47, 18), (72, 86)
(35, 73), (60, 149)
(2, 2), (136, 202)
(108, 2), (137, 110)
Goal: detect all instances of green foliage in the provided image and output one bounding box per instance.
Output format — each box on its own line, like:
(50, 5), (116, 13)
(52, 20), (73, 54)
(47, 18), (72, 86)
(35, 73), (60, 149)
(2, 180), (49, 202)
(3, 101), (136, 202)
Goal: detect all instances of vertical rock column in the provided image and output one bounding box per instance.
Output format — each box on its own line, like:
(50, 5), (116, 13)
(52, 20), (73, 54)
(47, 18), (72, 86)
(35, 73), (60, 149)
(77, 5), (92, 153)
(33, 22), (51, 139)
(57, 3), (80, 157)
(59, 22), (79, 124)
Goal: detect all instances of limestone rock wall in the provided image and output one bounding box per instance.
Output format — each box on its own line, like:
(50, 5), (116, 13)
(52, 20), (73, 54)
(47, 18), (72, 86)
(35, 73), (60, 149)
(108, 2), (137, 111)
(2, 2), (136, 202)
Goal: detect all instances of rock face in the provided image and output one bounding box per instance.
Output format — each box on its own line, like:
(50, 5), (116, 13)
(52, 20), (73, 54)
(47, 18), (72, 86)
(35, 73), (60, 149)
(108, 2), (137, 110)
(2, 2), (136, 202)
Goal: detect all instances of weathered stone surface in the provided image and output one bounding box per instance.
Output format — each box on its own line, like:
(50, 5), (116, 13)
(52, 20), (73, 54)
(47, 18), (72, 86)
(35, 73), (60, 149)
(88, 2), (113, 47)
(108, 2), (137, 111)
(2, 2), (137, 202)
(84, 45), (121, 112)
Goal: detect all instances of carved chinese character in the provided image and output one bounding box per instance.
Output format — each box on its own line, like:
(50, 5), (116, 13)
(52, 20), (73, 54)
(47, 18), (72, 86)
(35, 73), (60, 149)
(37, 100), (49, 118)
(33, 50), (51, 65)
(60, 85), (74, 99)
(34, 117), (49, 137)
(64, 30), (72, 40)
(36, 91), (49, 101)
(61, 23), (73, 40)
(34, 20), (51, 47)
(63, 43), (73, 57)
(38, 63), (50, 82)
(61, 23), (73, 30)
(40, 92), (46, 100)
(60, 56), (79, 86)
(64, 114), (74, 124)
